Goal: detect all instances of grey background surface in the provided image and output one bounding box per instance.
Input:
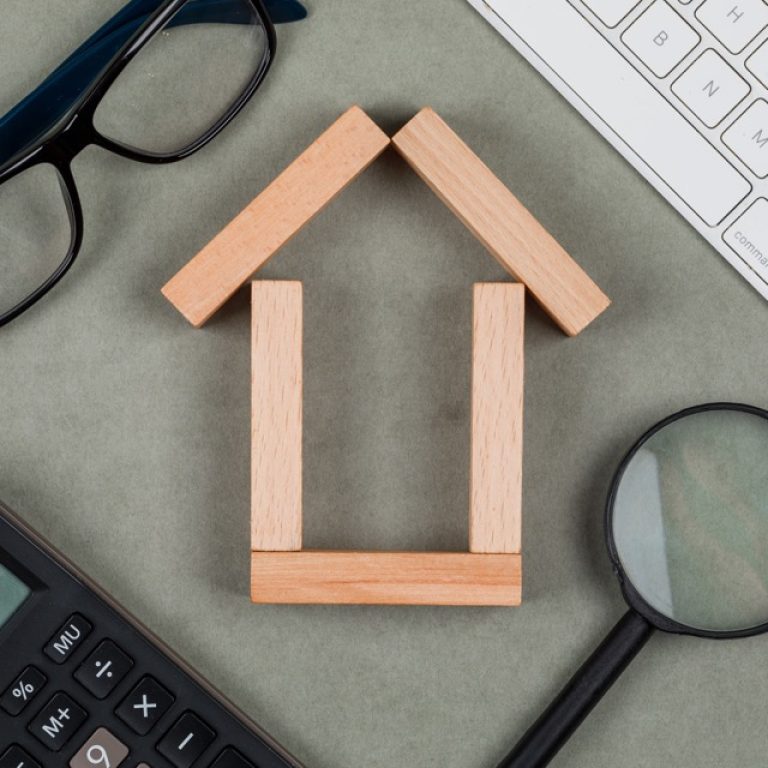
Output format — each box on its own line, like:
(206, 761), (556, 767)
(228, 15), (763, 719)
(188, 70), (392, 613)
(2, 2), (768, 766)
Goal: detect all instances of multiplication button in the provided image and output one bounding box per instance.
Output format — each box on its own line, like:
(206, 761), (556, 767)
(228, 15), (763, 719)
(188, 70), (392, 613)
(28, 692), (88, 751)
(116, 676), (174, 735)
(1, 666), (47, 716)
(157, 712), (216, 768)
(74, 640), (133, 699)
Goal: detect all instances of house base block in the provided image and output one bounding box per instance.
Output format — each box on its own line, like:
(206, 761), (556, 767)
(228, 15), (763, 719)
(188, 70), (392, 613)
(251, 551), (521, 606)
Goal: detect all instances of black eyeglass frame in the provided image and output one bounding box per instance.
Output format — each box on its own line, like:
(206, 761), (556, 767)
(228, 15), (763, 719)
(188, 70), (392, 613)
(0, 0), (276, 327)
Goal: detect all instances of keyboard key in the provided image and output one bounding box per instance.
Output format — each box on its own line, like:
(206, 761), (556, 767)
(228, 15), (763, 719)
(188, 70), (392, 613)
(723, 99), (768, 176)
(672, 49), (750, 126)
(622, 1), (700, 77)
(28, 692), (88, 752)
(696, 0), (768, 54)
(157, 712), (216, 768)
(746, 39), (768, 87)
(210, 749), (256, 768)
(1, 666), (47, 716)
(580, 0), (641, 27)
(116, 675), (175, 735)
(74, 640), (134, 699)
(492, 0), (751, 225)
(69, 727), (129, 768)
(0, 745), (41, 768)
(723, 198), (768, 281)
(44, 614), (92, 664)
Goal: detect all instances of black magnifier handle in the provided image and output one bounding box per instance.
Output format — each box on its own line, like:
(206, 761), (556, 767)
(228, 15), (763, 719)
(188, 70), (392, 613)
(497, 609), (654, 768)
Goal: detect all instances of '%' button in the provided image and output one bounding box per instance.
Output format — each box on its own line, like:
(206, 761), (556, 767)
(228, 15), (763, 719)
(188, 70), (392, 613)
(0, 666), (47, 716)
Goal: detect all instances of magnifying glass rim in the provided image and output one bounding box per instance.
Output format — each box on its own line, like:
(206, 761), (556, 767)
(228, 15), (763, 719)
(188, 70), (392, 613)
(605, 401), (768, 639)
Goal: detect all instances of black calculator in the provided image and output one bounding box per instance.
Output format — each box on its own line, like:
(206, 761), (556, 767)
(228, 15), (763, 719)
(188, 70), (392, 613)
(0, 501), (304, 768)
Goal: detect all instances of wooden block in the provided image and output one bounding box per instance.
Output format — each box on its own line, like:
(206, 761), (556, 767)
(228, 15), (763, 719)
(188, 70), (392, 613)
(392, 108), (610, 336)
(162, 106), (390, 326)
(251, 281), (303, 551)
(251, 551), (521, 605)
(470, 283), (524, 554)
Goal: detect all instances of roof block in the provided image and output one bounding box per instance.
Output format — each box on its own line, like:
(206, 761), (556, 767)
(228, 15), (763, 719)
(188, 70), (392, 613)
(392, 108), (610, 336)
(162, 106), (390, 327)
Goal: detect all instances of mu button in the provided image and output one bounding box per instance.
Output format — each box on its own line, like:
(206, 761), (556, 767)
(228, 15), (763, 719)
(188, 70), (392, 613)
(116, 675), (175, 735)
(44, 614), (92, 664)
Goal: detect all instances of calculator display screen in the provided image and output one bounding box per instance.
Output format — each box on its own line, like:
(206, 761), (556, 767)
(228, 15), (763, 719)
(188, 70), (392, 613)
(0, 562), (30, 628)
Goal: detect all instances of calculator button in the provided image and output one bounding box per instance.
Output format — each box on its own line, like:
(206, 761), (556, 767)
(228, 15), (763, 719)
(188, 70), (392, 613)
(1, 666), (47, 716)
(0, 745), (42, 768)
(74, 640), (134, 699)
(28, 692), (88, 751)
(696, 0), (768, 54)
(210, 749), (256, 768)
(44, 614), (93, 664)
(157, 712), (216, 768)
(69, 727), (129, 768)
(116, 676), (174, 735)
(672, 49), (750, 127)
(622, 1), (700, 77)
(723, 99), (768, 177)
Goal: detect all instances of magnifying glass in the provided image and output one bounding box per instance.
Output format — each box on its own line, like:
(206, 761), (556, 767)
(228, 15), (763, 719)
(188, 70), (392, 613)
(498, 402), (768, 768)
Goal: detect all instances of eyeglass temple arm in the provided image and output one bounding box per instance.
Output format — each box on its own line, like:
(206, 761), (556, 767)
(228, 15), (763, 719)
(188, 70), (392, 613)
(0, 0), (305, 164)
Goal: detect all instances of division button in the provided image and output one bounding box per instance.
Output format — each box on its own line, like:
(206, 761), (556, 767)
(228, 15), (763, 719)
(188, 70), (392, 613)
(116, 675), (175, 735)
(0, 745), (42, 768)
(43, 614), (93, 664)
(74, 640), (134, 699)
(1, 666), (47, 716)
(69, 727), (129, 768)
(28, 692), (88, 752)
(157, 712), (216, 768)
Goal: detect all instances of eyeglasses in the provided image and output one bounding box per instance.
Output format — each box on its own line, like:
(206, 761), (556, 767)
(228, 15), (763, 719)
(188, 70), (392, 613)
(0, 0), (306, 328)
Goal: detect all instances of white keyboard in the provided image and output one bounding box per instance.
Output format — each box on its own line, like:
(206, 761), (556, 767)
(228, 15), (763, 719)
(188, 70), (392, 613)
(466, 0), (768, 300)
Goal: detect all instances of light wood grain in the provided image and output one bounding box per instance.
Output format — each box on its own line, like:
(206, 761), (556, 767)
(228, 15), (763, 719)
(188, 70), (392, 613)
(392, 108), (610, 336)
(251, 551), (521, 605)
(470, 283), (524, 554)
(162, 106), (390, 327)
(251, 281), (303, 551)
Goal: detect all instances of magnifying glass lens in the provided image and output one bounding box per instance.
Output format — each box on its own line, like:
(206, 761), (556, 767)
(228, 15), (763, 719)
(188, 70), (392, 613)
(612, 408), (768, 633)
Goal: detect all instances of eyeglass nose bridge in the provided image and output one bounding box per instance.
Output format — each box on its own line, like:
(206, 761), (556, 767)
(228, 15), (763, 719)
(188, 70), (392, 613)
(50, 111), (98, 163)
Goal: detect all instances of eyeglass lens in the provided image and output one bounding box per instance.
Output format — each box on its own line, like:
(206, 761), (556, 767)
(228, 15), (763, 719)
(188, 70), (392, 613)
(612, 407), (768, 633)
(94, 0), (269, 155)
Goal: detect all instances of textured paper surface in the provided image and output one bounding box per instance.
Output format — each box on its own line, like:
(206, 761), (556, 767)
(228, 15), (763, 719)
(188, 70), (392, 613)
(2, 2), (768, 767)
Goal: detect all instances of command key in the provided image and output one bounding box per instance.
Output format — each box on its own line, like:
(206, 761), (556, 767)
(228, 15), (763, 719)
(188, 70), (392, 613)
(724, 199), (768, 284)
